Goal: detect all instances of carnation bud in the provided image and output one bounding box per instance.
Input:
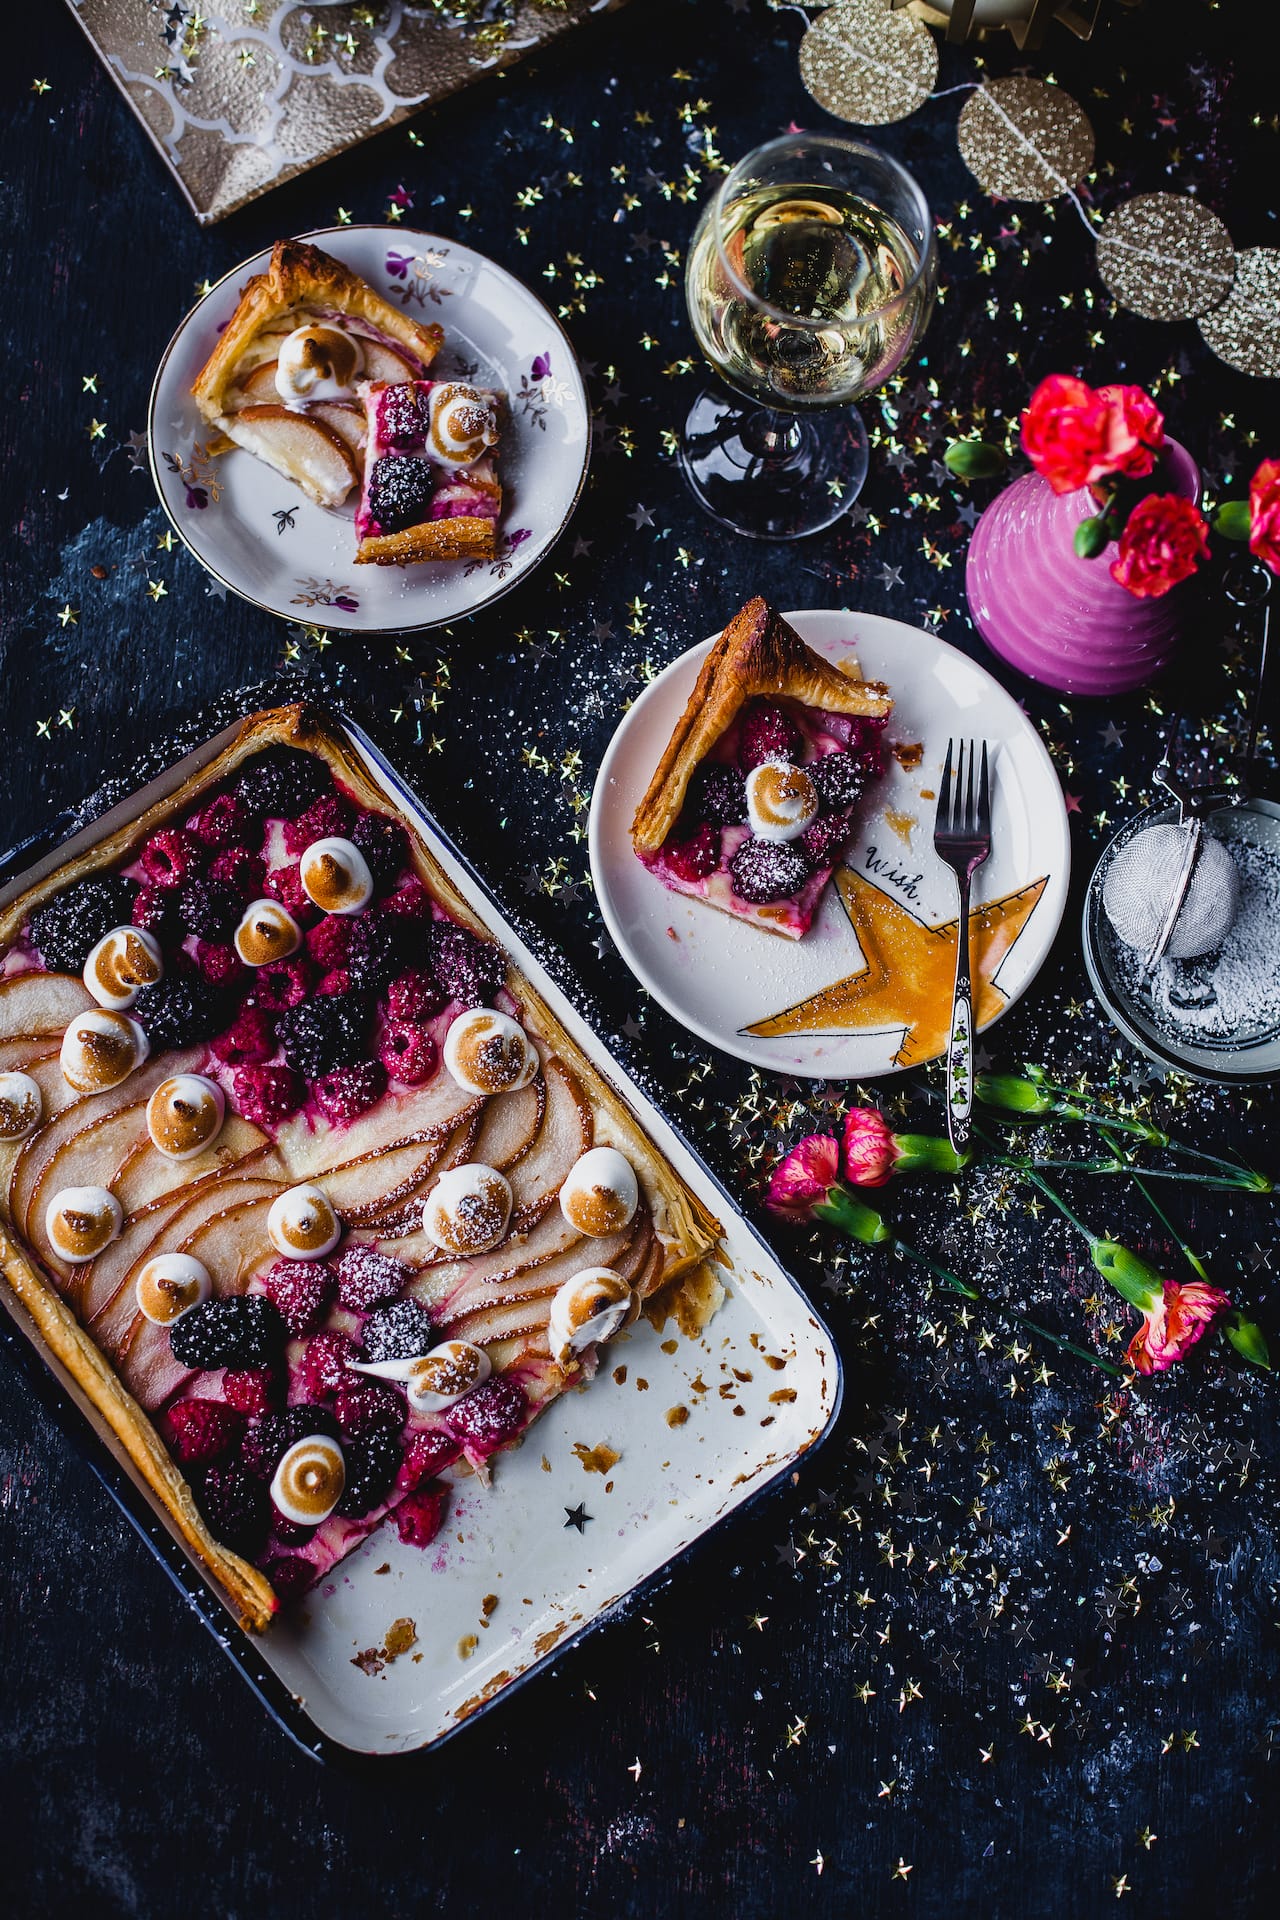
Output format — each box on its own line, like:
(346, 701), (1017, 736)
(1213, 499), (1252, 542)
(944, 439), (1006, 480)
(1073, 514), (1110, 560)
(1090, 1239), (1165, 1312)
(975, 1072), (1054, 1115)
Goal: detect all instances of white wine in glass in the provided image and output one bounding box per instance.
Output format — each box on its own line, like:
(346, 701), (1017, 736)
(680, 133), (936, 540)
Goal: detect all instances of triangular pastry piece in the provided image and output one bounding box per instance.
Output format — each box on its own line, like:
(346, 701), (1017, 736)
(191, 240), (445, 508)
(631, 598), (892, 940)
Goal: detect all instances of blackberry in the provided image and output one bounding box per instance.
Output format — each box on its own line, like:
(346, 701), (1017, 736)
(276, 993), (371, 1079)
(335, 1427), (401, 1518)
(688, 763), (747, 828)
(240, 1404), (340, 1481)
(343, 912), (401, 993)
(427, 921), (506, 1006)
(176, 876), (238, 941)
(333, 1378), (405, 1441)
(236, 748), (329, 821)
(367, 454), (436, 536)
(28, 875), (139, 972)
(261, 1556), (315, 1604)
(360, 1298), (434, 1364)
(351, 812), (410, 889)
(169, 1294), (286, 1371)
(195, 1462), (271, 1556)
(811, 749), (869, 812)
(132, 971), (229, 1052)
(729, 838), (811, 906)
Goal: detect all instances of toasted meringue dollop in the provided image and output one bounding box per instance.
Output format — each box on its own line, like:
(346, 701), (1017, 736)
(146, 1074), (226, 1160)
(404, 1340), (492, 1413)
(559, 1147), (639, 1238)
(83, 926), (163, 1009)
(234, 898), (301, 967)
(134, 1252), (212, 1326)
(443, 1008), (538, 1097)
(275, 323), (362, 403)
(267, 1183), (341, 1259)
(548, 1265), (637, 1366)
(427, 382), (502, 468)
(45, 1185), (123, 1264)
(271, 1435), (346, 1526)
(422, 1163), (513, 1257)
(298, 837), (373, 916)
(745, 758), (819, 844)
(60, 1010), (149, 1093)
(0, 1070), (43, 1140)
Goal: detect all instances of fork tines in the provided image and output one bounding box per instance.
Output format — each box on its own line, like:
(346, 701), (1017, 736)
(935, 738), (991, 849)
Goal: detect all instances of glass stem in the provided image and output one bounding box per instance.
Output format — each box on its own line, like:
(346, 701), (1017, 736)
(738, 405), (806, 462)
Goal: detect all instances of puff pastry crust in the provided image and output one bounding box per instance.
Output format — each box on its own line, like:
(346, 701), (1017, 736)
(0, 705), (721, 1632)
(631, 597), (892, 854)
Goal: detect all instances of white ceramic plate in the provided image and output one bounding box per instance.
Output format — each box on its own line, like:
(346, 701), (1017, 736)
(590, 611), (1071, 1078)
(147, 226), (590, 632)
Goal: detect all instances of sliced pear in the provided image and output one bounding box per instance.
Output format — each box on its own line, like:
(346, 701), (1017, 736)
(362, 340), (422, 383)
(0, 1034), (59, 1074)
(229, 404), (359, 508)
(439, 1219), (644, 1333)
(0, 971), (94, 1043)
(233, 359), (281, 403)
(309, 400), (366, 459)
(506, 1057), (594, 1232)
(471, 1075), (545, 1172)
(283, 1075), (483, 1182)
(364, 1111), (485, 1236)
(110, 1117), (270, 1215)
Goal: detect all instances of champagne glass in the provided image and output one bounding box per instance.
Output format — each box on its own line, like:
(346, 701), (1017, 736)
(680, 131), (937, 540)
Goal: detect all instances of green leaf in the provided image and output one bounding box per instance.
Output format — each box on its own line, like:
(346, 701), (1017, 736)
(1224, 1310), (1271, 1370)
(1073, 515), (1110, 560)
(1213, 499), (1252, 542)
(1090, 1240), (1164, 1312)
(944, 440), (1006, 481)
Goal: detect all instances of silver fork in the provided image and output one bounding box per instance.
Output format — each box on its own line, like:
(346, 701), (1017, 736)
(932, 739), (992, 1155)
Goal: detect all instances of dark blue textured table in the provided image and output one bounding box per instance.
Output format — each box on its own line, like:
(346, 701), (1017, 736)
(2, 4), (1278, 1916)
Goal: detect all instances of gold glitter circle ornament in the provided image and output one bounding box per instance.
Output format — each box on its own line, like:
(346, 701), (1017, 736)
(957, 77), (1094, 201)
(1096, 193), (1236, 323)
(798, 0), (939, 128)
(1198, 248), (1280, 378)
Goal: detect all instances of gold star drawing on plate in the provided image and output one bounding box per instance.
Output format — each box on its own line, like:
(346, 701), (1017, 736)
(742, 868), (1050, 1065)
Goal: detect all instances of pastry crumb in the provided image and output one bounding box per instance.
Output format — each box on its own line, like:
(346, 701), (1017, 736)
(383, 1617), (417, 1661)
(572, 1440), (621, 1475)
(666, 1405), (689, 1427)
(612, 1364), (628, 1384)
(769, 1388), (798, 1404)
(458, 1634), (478, 1660)
(373, 1562), (391, 1574)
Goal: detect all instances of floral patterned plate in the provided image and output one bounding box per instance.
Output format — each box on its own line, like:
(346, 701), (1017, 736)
(147, 226), (590, 633)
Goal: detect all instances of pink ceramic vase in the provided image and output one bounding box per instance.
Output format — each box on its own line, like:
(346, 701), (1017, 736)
(965, 439), (1201, 697)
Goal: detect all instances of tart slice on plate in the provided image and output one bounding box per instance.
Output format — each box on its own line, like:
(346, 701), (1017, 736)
(191, 239), (445, 508)
(354, 378), (504, 565)
(631, 598), (893, 939)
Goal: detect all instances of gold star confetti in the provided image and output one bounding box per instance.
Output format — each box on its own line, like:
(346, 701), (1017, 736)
(56, 604), (77, 628)
(32, 78), (51, 95)
(87, 418), (107, 441)
(147, 579), (167, 601)
(891, 1859), (913, 1882)
(81, 374), (99, 394)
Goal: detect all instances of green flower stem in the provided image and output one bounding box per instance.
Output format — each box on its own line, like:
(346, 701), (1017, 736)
(990, 1152), (1262, 1194)
(990, 1074), (1272, 1191)
(890, 1238), (1123, 1378)
(814, 1185), (892, 1244)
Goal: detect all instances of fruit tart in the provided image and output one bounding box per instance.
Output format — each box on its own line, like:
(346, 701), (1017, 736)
(631, 598), (893, 939)
(354, 378), (505, 565)
(191, 239), (445, 509)
(0, 706), (721, 1631)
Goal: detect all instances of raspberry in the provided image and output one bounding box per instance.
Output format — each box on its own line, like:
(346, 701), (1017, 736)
(169, 1295), (285, 1371)
(133, 972), (228, 1052)
(283, 793), (354, 857)
(232, 1062), (304, 1127)
(664, 823), (719, 883)
(380, 875), (433, 921)
(402, 1427), (459, 1485)
(335, 1428), (401, 1517)
(316, 970), (354, 998)
(260, 1259), (335, 1337)
(333, 1378), (405, 1441)
(740, 703), (802, 772)
(209, 846), (265, 900)
(141, 827), (202, 891)
(384, 969), (442, 1024)
(264, 863), (313, 921)
(221, 1367), (281, 1416)
(213, 1005), (277, 1066)
(344, 914), (400, 993)
(427, 922), (506, 1005)
(688, 763), (747, 828)
(253, 958), (313, 1012)
(378, 383), (431, 451)
(367, 454), (436, 536)
(277, 995), (370, 1078)
(131, 885), (183, 945)
(729, 838), (811, 905)
(236, 749), (329, 821)
(194, 940), (246, 990)
(192, 792), (250, 850)
(313, 1059), (387, 1125)
(28, 875), (139, 973)
(360, 1298), (434, 1365)
(333, 1244), (409, 1313)
(240, 1405), (340, 1480)
(379, 1021), (437, 1086)
(160, 1398), (245, 1465)
(306, 916), (353, 971)
(270, 1518), (316, 1548)
(395, 1483), (448, 1548)
(810, 749), (869, 812)
(177, 877), (238, 941)
(352, 812), (410, 888)
(262, 1556), (315, 1604)
(800, 813), (852, 868)
(297, 1329), (357, 1399)
(195, 1462), (270, 1555)
(443, 1376), (528, 1454)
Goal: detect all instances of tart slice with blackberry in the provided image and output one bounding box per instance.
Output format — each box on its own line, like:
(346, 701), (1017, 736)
(353, 378), (505, 565)
(631, 598), (893, 940)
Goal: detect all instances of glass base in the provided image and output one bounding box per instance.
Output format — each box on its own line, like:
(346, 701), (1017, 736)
(677, 388), (870, 541)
